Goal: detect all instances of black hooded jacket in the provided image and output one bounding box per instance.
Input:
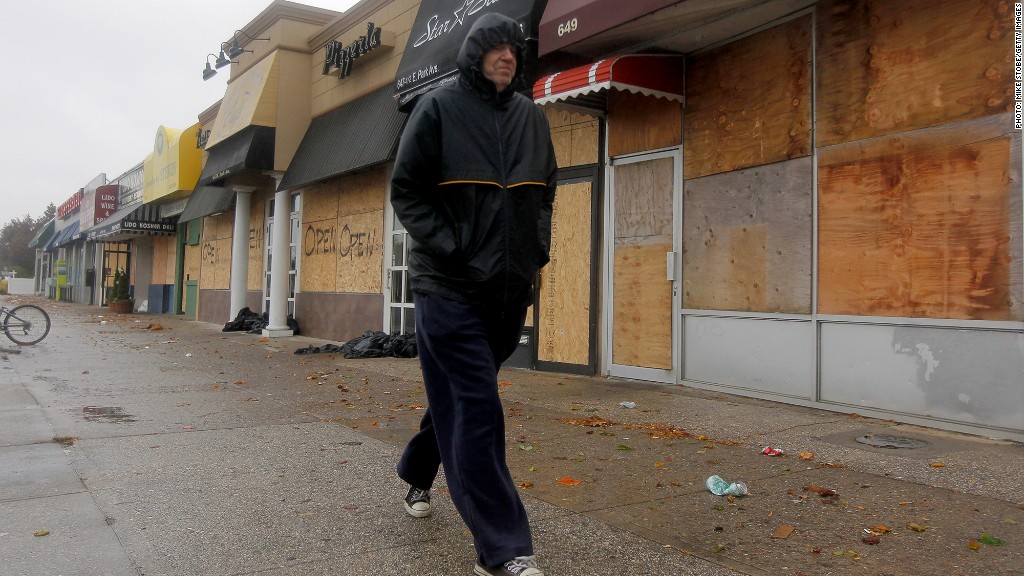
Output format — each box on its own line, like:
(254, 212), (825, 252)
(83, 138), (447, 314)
(390, 13), (557, 308)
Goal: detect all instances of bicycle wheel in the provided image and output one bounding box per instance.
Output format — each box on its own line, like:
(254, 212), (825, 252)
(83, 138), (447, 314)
(4, 304), (51, 345)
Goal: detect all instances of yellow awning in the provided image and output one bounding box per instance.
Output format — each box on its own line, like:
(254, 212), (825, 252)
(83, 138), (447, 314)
(143, 123), (203, 203)
(206, 52), (280, 149)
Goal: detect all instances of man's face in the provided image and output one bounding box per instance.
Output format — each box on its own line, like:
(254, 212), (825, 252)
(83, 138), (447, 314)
(481, 43), (516, 92)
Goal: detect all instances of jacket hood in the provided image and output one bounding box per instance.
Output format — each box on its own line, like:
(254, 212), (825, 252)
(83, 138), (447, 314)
(456, 13), (526, 95)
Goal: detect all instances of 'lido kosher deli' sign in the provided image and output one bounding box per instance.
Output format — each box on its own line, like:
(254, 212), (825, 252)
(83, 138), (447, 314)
(393, 0), (538, 103)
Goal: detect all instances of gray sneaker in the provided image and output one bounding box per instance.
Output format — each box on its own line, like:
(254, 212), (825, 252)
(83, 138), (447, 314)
(403, 486), (431, 518)
(473, 555), (543, 576)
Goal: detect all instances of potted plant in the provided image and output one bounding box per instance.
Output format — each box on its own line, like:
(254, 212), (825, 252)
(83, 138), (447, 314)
(108, 268), (134, 313)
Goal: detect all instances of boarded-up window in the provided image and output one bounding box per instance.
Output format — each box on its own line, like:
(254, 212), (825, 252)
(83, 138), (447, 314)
(684, 15), (811, 179)
(683, 157), (813, 313)
(546, 108), (600, 168)
(816, 0), (1014, 147)
(818, 115), (1023, 321)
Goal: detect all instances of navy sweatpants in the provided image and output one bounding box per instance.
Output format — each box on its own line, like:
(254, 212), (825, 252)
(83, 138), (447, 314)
(397, 291), (533, 567)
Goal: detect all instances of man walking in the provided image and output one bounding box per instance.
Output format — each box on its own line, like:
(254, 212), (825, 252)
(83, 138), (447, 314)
(390, 12), (557, 576)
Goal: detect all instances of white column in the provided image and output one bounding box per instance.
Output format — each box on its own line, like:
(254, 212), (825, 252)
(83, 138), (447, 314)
(263, 178), (293, 337)
(229, 187), (253, 321)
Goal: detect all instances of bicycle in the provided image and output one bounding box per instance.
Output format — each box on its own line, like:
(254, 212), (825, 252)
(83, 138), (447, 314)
(0, 302), (51, 345)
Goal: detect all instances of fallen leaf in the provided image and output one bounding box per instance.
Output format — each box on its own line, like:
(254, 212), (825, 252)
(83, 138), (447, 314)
(907, 522), (927, 533)
(557, 476), (581, 486)
(33, 530), (49, 537)
(979, 533), (1005, 546)
(861, 534), (881, 545)
(930, 461), (946, 468)
(874, 525), (890, 534)
(654, 462), (664, 468)
(615, 444), (633, 451)
(343, 504), (358, 510)
(498, 381), (512, 387)
(234, 380), (246, 385)
(967, 539), (981, 551)
(561, 416), (617, 428)
(798, 451), (815, 460)
(518, 481), (534, 489)
(804, 485), (837, 497)
(771, 525), (795, 539)
(518, 444), (534, 451)
(259, 337), (269, 342)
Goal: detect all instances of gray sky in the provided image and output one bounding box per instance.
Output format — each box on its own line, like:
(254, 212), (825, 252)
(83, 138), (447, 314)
(0, 0), (359, 226)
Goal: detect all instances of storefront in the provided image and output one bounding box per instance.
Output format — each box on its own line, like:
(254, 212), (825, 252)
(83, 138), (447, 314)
(186, 3), (339, 330)
(532, 0), (1023, 440)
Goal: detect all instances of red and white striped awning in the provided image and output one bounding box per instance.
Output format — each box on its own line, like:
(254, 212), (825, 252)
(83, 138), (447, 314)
(532, 55), (685, 106)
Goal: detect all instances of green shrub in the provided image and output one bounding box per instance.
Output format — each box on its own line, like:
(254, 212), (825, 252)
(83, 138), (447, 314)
(0, 279), (7, 295)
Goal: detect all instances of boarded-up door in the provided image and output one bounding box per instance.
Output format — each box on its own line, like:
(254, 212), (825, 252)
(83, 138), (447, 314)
(606, 151), (680, 382)
(535, 166), (600, 374)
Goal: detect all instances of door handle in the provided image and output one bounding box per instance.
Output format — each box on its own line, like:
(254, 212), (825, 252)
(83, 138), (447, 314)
(666, 251), (677, 281)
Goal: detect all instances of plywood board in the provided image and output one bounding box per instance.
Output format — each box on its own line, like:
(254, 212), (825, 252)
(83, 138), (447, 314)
(608, 90), (681, 158)
(183, 244), (200, 284)
(150, 236), (168, 284)
(546, 108), (600, 168)
(683, 156), (813, 312)
(613, 241), (673, 369)
(338, 169), (385, 217)
(247, 203), (266, 292)
(301, 218), (339, 293)
(614, 157), (674, 240)
(212, 238), (232, 290)
(302, 180), (340, 224)
(335, 210), (384, 294)
(818, 114), (1022, 320)
(538, 181), (592, 365)
(816, 0), (1014, 148)
(684, 15), (811, 179)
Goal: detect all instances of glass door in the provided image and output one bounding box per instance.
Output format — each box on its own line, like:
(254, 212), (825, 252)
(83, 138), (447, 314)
(385, 209), (415, 334)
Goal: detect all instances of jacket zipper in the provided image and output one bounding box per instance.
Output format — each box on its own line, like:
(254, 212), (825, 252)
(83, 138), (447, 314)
(495, 107), (510, 306)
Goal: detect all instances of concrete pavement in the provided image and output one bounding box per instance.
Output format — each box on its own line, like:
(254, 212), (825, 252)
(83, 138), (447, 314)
(1, 295), (1022, 575)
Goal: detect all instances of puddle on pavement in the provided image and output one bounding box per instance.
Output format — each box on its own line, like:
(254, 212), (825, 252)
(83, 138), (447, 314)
(80, 406), (138, 423)
(855, 433), (928, 449)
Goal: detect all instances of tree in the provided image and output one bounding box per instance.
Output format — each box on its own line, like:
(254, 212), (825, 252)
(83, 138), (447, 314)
(0, 214), (38, 277)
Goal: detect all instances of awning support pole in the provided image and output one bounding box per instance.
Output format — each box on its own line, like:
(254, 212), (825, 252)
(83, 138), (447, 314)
(229, 187), (254, 321)
(263, 176), (293, 337)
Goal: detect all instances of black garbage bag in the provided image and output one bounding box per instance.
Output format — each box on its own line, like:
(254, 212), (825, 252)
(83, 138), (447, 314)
(336, 330), (417, 359)
(224, 307), (300, 335)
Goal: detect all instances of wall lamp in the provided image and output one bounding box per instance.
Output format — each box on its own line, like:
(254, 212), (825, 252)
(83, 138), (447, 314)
(225, 29), (269, 59)
(203, 54), (219, 81)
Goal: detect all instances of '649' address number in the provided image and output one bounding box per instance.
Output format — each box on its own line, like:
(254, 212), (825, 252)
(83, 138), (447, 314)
(557, 17), (578, 37)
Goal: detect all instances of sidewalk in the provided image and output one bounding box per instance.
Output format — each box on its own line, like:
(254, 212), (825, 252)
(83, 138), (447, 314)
(1, 296), (1022, 575)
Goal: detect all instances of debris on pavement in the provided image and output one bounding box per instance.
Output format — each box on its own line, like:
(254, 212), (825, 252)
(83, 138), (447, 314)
(762, 446), (784, 456)
(771, 524), (796, 539)
(706, 475), (748, 496)
(619, 401), (636, 409)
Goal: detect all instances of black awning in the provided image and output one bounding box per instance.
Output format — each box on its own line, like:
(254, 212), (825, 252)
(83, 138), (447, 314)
(28, 218), (55, 249)
(179, 186), (236, 222)
(196, 125), (275, 187)
(279, 85), (406, 192)
(85, 202), (176, 240)
(394, 0), (546, 107)
(53, 220), (81, 248)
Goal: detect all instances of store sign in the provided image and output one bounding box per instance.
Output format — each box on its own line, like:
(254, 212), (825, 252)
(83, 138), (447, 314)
(323, 22), (384, 79)
(196, 127), (211, 149)
(95, 185), (119, 222)
(123, 220), (176, 233)
(58, 189), (84, 218)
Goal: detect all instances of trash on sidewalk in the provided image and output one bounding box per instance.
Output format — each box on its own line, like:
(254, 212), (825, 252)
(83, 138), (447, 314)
(706, 475), (748, 496)
(771, 524), (796, 539)
(762, 446), (784, 456)
(304, 330), (417, 359)
(619, 401), (636, 409)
